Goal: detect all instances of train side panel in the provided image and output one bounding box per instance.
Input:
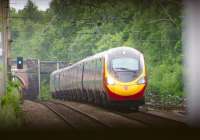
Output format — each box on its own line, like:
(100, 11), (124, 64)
(82, 57), (105, 101)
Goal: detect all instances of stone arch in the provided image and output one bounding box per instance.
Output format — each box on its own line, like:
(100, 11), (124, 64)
(12, 69), (29, 89)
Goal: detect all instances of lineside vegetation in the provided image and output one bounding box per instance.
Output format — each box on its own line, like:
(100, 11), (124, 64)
(0, 81), (23, 129)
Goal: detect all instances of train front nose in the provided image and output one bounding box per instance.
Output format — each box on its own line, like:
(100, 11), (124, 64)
(104, 48), (146, 101)
(106, 76), (146, 101)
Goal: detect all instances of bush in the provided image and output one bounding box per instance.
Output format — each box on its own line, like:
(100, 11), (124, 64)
(39, 81), (52, 101)
(147, 63), (184, 105)
(0, 81), (23, 129)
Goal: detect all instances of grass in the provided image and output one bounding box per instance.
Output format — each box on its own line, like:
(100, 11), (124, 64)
(0, 81), (23, 129)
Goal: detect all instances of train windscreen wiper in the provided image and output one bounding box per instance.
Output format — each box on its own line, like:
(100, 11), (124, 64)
(113, 67), (138, 72)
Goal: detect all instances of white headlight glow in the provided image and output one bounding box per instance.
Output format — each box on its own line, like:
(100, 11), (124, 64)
(138, 77), (146, 84)
(107, 76), (115, 85)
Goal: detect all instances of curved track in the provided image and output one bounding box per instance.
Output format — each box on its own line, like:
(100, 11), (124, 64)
(40, 101), (111, 130)
(49, 100), (110, 128)
(40, 102), (75, 129)
(45, 100), (186, 128)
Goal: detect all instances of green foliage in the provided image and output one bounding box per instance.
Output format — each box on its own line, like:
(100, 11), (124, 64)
(149, 63), (183, 97)
(10, 0), (183, 102)
(0, 64), (3, 71)
(39, 81), (52, 101)
(19, 0), (43, 22)
(0, 81), (22, 129)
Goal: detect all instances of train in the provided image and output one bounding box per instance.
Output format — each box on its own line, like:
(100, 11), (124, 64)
(50, 46), (147, 109)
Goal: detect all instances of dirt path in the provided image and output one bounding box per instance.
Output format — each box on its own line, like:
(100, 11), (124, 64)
(22, 100), (68, 129)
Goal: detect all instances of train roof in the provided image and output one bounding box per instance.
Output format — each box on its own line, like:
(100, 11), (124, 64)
(51, 46), (143, 75)
(75, 46), (142, 64)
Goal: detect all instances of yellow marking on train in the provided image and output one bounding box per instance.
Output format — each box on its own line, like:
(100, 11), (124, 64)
(107, 84), (145, 96)
(104, 62), (146, 96)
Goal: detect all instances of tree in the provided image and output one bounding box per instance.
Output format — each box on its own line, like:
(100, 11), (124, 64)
(20, 0), (42, 22)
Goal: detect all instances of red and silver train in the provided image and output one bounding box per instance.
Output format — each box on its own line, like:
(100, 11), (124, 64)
(50, 46), (147, 108)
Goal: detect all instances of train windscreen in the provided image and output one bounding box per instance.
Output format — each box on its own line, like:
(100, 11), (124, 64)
(112, 58), (139, 72)
(108, 50), (141, 83)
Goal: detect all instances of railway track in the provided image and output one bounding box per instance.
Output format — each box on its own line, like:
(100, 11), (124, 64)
(111, 109), (187, 127)
(40, 102), (75, 129)
(40, 100), (187, 129)
(40, 101), (110, 130)
(51, 100), (187, 128)
(49, 101), (111, 128)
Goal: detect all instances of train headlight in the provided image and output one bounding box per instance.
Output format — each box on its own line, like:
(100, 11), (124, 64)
(107, 76), (115, 85)
(138, 77), (146, 84)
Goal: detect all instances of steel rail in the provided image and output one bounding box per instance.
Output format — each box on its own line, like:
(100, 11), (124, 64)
(40, 102), (76, 129)
(112, 109), (187, 127)
(49, 100), (111, 128)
